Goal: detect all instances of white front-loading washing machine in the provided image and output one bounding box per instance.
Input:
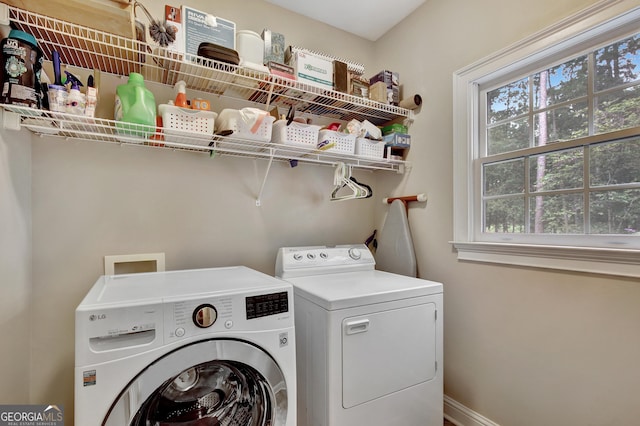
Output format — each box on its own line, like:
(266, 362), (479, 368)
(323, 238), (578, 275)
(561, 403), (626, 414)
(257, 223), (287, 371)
(75, 266), (296, 426)
(276, 244), (443, 426)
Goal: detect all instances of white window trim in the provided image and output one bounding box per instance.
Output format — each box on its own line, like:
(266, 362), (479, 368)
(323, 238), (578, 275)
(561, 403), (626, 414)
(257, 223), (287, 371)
(452, 0), (640, 278)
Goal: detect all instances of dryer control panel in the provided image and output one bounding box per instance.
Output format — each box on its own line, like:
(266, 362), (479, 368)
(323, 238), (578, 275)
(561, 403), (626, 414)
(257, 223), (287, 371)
(275, 244), (375, 279)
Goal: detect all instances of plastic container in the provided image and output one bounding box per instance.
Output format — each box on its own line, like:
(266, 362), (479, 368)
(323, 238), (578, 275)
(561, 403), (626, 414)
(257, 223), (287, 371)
(217, 108), (275, 142)
(355, 137), (386, 159)
(317, 130), (356, 155)
(159, 103), (217, 146)
(382, 123), (408, 135)
(271, 120), (321, 149)
(114, 72), (156, 141)
(0, 29), (43, 108)
(236, 30), (264, 65)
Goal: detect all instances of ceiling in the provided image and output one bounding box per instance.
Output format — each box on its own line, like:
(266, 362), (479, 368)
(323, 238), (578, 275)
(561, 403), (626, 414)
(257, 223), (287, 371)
(264, 0), (427, 41)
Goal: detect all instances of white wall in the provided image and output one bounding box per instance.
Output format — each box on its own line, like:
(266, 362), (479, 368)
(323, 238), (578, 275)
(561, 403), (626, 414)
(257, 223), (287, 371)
(375, 0), (640, 425)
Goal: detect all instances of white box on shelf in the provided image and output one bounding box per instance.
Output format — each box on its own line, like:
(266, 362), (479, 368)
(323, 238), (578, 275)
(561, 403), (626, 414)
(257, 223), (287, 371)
(286, 50), (333, 91)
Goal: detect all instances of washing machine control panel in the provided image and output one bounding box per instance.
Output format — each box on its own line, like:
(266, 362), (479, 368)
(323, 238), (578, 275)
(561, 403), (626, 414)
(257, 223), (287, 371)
(276, 244), (375, 278)
(164, 288), (293, 343)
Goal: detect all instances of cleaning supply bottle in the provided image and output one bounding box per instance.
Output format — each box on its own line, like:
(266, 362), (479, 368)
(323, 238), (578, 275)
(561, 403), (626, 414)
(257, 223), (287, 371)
(114, 72), (156, 139)
(174, 80), (187, 108)
(64, 71), (85, 115)
(84, 74), (98, 118)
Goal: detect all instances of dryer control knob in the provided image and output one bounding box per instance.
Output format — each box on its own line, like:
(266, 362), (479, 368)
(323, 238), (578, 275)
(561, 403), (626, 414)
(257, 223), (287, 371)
(348, 247), (362, 260)
(193, 304), (217, 328)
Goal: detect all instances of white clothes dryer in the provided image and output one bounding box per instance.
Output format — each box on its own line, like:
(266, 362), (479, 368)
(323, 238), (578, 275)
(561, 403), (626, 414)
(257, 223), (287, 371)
(75, 266), (296, 426)
(276, 244), (443, 426)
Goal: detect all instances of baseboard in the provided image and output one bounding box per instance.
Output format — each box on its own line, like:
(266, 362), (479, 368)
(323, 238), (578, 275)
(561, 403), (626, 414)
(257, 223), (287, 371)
(444, 395), (501, 426)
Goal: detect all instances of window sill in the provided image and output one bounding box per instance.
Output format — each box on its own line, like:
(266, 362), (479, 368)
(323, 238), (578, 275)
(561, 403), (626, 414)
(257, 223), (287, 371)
(451, 241), (640, 278)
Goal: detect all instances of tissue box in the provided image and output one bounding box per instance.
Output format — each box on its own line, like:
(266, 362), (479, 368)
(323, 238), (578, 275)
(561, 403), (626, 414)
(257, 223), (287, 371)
(383, 132), (411, 148)
(182, 6), (236, 56)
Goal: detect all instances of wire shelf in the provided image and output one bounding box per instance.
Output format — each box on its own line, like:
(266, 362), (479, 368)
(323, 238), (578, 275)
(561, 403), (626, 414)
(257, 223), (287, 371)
(5, 106), (405, 173)
(7, 5), (412, 126)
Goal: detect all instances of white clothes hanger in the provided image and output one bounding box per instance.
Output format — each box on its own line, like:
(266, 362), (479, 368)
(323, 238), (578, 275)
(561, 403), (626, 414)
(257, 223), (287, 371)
(330, 163), (370, 201)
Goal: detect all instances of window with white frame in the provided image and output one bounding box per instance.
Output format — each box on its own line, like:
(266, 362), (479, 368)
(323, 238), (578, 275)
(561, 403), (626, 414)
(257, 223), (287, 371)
(453, 2), (640, 277)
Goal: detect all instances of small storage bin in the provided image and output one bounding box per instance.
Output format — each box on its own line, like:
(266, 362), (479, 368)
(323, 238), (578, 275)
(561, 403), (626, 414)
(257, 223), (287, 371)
(271, 120), (321, 149)
(355, 137), (386, 159)
(317, 130), (356, 154)
(159, 104), (217, 146)
(217, 108), (275, 142)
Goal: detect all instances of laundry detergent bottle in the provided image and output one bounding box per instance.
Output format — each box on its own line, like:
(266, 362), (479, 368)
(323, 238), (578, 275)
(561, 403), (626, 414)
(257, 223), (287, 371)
(114, 72), (156, 140)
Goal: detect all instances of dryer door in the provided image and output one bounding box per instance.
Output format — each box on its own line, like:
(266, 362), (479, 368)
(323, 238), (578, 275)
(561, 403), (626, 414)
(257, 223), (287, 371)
(103, 338), (288, 426)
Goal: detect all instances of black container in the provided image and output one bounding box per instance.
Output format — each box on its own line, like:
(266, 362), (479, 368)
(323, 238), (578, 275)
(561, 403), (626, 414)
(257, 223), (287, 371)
(0, 29), (43, 108)
(198, 42), (240, 66)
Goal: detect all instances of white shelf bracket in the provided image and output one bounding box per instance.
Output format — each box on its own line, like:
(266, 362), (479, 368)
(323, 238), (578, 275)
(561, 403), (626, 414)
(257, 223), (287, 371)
(1, 109), (21, 131)
(255, 154), (275, 207)
(0, 4), (9, 26)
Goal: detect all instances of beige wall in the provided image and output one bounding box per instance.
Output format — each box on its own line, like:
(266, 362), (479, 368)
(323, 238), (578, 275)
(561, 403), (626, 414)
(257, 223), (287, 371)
(375, 0), (640, 424)
(18, 0), (381, 422)
(0, 127), (31, 403)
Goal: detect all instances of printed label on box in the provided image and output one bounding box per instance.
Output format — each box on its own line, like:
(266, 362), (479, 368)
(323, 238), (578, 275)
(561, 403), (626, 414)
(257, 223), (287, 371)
(183, 6), (236, 56)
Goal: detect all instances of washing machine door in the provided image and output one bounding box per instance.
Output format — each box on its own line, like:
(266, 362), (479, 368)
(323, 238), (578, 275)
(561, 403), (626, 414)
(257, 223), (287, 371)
(103, 339), (288, 426)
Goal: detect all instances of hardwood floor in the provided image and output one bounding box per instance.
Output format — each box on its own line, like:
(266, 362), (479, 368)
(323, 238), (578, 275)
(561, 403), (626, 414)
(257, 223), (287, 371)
(444, 418), (456, 426)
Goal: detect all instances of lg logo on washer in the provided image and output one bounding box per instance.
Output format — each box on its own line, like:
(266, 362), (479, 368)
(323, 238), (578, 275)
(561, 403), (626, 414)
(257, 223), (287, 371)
(89, 313), (106, 321)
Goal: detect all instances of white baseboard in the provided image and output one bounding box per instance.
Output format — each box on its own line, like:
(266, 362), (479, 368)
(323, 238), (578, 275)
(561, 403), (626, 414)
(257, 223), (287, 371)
(444, 395), (500, 426)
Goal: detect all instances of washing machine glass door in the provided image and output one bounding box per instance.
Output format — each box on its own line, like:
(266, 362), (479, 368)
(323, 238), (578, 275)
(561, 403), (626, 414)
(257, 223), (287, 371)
(103, 339), (288, 426)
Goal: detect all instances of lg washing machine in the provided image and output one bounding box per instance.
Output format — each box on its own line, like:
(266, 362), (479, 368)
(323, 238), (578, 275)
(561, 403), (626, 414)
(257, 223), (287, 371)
(75, 266), (296, 425)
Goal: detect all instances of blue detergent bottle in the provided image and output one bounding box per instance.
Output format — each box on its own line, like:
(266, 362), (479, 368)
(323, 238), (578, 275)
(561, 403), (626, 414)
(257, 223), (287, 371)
(114, 72), (156, 140)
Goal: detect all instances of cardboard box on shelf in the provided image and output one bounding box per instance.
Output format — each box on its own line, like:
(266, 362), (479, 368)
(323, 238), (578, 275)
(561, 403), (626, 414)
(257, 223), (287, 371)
(369, 69), (399, 88)
(268, 62), (295, 80)
(182, 6), (236, 57)
(165, 5), (183, 54)
(369, 81), (388, 103)
(369, 70), (400, 105)
(286, 49), (333, 91)
(334, 61), (349, 93)
(262, 29), (285, 65)
(350, 75), (369, 98)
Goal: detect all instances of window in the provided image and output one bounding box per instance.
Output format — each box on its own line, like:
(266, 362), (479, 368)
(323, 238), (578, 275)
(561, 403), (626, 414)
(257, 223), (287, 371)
(453, 1), (640, 277)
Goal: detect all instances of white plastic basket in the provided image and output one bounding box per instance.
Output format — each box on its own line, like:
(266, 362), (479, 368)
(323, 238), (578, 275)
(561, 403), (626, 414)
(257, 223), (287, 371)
(271, 120), (321, 149)
(318, 130), (356, 154)
(217, 108), (275, 142)
(159, 104), (217, 146)
(355, 137), (386, 159)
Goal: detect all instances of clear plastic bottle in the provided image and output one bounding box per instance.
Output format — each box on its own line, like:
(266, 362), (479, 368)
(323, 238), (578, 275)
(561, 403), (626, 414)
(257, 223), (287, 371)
(114, 72), (156, 140)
